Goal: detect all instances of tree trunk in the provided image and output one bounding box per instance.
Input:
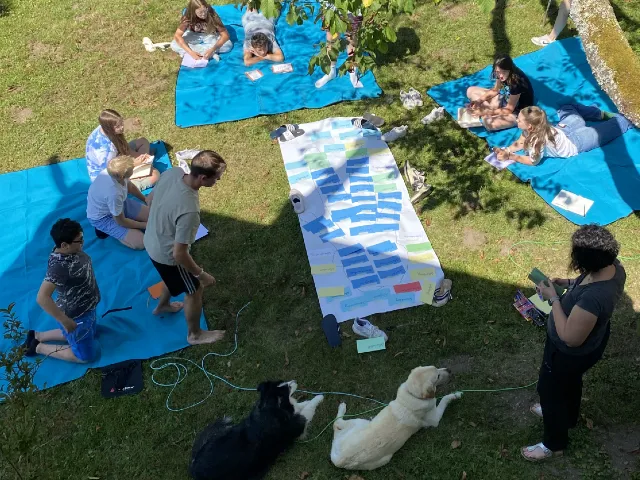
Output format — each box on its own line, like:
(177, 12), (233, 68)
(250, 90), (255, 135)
(571, 0), (640, 126)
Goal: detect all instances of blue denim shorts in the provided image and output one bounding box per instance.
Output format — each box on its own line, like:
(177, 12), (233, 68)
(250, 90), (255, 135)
(60, 309), (99, 362)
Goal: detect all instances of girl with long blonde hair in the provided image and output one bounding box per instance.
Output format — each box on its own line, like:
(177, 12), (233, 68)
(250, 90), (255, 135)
(85, 109), (160, 190)
(494, 104), (634, 165)
(171, 0), (233, 61)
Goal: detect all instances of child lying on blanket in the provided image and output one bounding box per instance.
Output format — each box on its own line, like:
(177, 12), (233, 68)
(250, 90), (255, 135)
(242, 9), (284, 66)
(24, 219), (101, 363)
(86, 109), (160, 191)
(466, 55), (535, 131)
(171, 0), (233, 61)
(87, 156), (150, 250)
(494, 104), (635, 166)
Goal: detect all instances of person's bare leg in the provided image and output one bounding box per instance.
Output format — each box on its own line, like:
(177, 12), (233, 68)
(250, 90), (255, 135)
(35, 329), (65, 342)
(466, 86), (500, 109)
(185, 285), (225, 345)
(134, 204), (150, 222)
(153, 285), (183, 315)
(119, 229), (145, 250)
(36, 342), (86, 363)
(315, 31), (337, 88)
(549, 0), (571, 41)
(483, 113), (518, 131)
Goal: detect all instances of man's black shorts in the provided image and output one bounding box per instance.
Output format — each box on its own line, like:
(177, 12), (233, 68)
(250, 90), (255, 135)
(150, 259), (200, 296)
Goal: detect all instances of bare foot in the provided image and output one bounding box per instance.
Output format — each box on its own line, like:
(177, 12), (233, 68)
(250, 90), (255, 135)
(188, 329), (226, 345)
(153, 301), (184, 315)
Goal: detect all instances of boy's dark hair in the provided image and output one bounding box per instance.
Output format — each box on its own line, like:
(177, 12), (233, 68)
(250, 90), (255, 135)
(491, 55), (523, 89)
(50, 218), (83, 247)
(570, 224), (620, 274)
(190, 150), (226, 178)
(251, 32), (271, 52)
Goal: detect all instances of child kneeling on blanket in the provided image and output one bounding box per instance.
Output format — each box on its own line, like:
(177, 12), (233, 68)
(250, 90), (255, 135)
(24, 218), (101, 363)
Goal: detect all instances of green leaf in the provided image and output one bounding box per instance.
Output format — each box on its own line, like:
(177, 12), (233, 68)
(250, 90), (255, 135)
(260, 0), (278, 20)
(384, 25), (397, 43)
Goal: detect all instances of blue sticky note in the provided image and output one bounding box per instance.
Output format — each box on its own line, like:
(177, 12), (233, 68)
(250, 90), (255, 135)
(284, 160), (307, 170)
(321, 184), (345, 195)
(303, 216), (333, 234)
(350, 175), (373, 184)
(351, 195), (376, 204)
(377, 265), (406, 279)
(341, 254), (369, 267)
(339, 130), (362, 140)
(378, 191), (402, 200)
(346, 266), (375, 278)
(378, 213), (400, 221)
(363, 129), (381, 137)
(378, 201), (402, 212)
(347, 158), (369, 167)
(325, 287), (352, 304)
(288, 171), (311, 184)
(351, 224), (400, 236)
(365, 288), (392, 302)
(311, 168), (335, 179)
(338, 244), (364, 257)
(368, 240), (398, 255)
(356, 337), (386, 353)
(351, 274), (381, 289)
(351, 214), (378, 222)
(350, 184), (374, 193)
(319, 228), (345, 242)
(340, 296), (369, 311)
(347, 166), (370, 175)
(324, 143), (346, 152)
(374, 255), (402, 268)
(331, 119), (353, 129)
(326, 193), (351, 203)
(316, 175), (341, 187)
(389, 292), (415, 307)
(307, 131), (332, 141)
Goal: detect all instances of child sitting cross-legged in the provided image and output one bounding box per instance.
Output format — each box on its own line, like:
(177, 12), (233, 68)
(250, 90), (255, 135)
(24, 218), (101, 364)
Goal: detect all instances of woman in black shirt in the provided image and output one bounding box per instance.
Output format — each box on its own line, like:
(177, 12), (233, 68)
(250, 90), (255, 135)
(466, 55), (535, 131)
(522, 225), (626, 461)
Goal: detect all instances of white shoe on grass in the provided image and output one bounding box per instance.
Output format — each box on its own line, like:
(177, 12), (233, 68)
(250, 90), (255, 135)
(349, 70), (363, 88)
(381, 125), (408, 143)
(421, 107), (446, 124)
(352, 317), (388, 341)
(408, 87), (423, 107)
(531, 35), (554, 47)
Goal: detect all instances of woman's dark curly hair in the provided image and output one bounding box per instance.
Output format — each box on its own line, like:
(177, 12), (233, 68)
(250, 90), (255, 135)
(570, 224), (619, 274)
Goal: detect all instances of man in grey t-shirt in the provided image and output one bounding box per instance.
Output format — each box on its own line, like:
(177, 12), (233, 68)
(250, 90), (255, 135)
(144, 151), (227, 345)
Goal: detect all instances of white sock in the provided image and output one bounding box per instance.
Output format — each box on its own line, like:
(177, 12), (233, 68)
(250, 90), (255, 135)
(381, 125), (408, 143)
(349, 70), (363, 88)
(315, 67), (336, 88)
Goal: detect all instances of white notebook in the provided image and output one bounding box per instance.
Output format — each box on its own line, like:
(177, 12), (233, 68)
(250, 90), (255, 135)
(181, 55), (208, 69)
(457, 107), (482, 128)
(552, 190), (594, 216)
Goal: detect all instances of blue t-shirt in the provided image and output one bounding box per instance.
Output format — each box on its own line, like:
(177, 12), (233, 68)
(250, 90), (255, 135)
(86, 126), (117, 182)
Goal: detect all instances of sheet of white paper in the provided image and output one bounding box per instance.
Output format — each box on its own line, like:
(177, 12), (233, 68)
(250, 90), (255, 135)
(195, 224), (208, 241)
(278, 117), (445, 323)
(181, 55), (208, 68)
(551, 190), (594, 217)
(484, 151), (514, 170)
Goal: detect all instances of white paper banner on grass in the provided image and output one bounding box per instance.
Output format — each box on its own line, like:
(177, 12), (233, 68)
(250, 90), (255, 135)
(278, 117), (445, 322)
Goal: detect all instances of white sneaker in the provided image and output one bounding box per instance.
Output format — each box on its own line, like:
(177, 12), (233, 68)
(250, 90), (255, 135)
(432, 279), (452, 307)
(352, 317), (388, 341)
(400, 90), (415, 109)
(531, 35), (554, 47)
(349, 70), (363, 88)
(410, 184), (433, 204)
(381, 125), (408, 143)
(421, 107), (446, 124)
(408, 87), (423, 107)
(289, 189), (305, 214)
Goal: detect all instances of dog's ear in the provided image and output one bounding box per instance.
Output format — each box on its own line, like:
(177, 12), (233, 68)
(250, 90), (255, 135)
(410, 367), (437, 399)
(422, 380), (436, 399)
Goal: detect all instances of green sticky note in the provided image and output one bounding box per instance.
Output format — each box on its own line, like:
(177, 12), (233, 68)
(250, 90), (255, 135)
(311, 264), (337, 275)
(406, 242), (433, 253)
(345, 139), (366, 149)
(356, 337), (386, 353)
(373, 183), (397, 193)
(368, 147), (390, 156)
(420, 280), (437, 305)
(304, 152), (328, 162)
(410, 267), (437, 281)
(372, 171), (397, 183)
(307, 158), (331, 169)
(345, 148), (368, 159)
(318, 286), (345, 297)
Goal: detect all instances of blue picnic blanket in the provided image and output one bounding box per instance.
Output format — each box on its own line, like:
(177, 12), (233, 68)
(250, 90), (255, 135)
(427, 38), (640, 225)
(0, 143), (207, 392)
(175, 3), (382, 127)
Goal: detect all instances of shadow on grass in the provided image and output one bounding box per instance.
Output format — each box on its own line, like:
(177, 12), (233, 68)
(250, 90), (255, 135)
(0, 0), (11, 17)
(376, 27), (421, 67)
(491, 0), (511, 57)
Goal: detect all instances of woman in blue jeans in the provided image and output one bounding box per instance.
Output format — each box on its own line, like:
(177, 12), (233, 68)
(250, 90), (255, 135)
(494, 104), (634, 165)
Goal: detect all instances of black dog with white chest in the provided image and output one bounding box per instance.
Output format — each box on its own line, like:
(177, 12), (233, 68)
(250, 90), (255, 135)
(190, 380), (324, 480)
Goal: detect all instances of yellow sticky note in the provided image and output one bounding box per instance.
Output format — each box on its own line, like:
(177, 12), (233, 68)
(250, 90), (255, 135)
(368, 147), (390, 156)
(409, 251), (436, 263)
(344, 139), (366, 149)
(410, 268), (437, 281)
(318, 286), (345, 297)
(420, 280), (437, 305)
(311, 264), (337, 275)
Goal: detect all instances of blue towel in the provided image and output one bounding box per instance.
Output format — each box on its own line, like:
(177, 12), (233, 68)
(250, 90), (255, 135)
(175, 4), (382, 127)
(427, 38), (640, 225)
(0, 143), (207, 392)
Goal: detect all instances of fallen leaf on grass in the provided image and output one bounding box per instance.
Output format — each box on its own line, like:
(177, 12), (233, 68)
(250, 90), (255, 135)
(347, 476), (365, 480)
(451, 440), (461, 449)
(394, 352), (403, 357)
(295, 330), (300, 337)
(469, 422), (477, 427)
(586, 418), (594, 430)
(299, 472), (310, 479)
(284, 351), (290, 367)
(483, 338), (489, 345)
(461, 472), (467, 480)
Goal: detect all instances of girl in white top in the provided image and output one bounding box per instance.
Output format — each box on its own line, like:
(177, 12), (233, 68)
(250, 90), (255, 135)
(495, 104), (634, 166)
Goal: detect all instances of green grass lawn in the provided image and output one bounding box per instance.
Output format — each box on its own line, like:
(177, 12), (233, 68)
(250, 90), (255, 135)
(2, 0), (640, 478)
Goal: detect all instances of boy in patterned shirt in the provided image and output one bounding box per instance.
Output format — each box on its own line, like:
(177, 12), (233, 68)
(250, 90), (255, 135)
(24, 218), (101, 363)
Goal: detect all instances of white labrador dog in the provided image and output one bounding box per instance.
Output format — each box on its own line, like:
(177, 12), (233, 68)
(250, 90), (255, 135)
(330, 366), (462, 471)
